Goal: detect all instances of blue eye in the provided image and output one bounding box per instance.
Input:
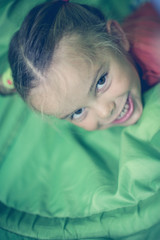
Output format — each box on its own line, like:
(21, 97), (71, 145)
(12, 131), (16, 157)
(96, 74), (108, 92)
(71, 108), (85, 121)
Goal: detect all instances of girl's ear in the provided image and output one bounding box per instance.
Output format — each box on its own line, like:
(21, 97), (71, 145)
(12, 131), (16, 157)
(106, 20), (130, 52)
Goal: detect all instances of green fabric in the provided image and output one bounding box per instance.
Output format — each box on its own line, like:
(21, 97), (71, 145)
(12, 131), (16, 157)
(0, 84), (160, 239)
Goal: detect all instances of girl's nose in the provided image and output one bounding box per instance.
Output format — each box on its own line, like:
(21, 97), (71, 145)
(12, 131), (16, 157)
(94, 102), (115, 119)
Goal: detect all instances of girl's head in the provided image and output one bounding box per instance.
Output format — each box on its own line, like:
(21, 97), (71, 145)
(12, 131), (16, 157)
(9, 0), (142, 131)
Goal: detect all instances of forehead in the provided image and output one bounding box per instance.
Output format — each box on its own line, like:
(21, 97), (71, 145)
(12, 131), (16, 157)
(29, 39), (108, 117)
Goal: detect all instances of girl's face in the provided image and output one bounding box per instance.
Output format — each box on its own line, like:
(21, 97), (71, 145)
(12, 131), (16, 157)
(30, 47), (143, 131)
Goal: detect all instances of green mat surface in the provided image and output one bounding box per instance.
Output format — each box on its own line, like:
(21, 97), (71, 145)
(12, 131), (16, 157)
(0, 83), (160, 239)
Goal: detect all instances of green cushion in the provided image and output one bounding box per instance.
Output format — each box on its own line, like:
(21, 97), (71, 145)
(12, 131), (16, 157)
(0, 84), (160, 239)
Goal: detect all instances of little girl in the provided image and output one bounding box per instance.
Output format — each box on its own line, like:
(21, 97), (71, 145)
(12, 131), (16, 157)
(8, 0), (160, 131)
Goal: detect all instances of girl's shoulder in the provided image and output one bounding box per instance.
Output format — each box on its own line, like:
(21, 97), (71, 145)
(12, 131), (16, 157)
(122, 3), (160, 88)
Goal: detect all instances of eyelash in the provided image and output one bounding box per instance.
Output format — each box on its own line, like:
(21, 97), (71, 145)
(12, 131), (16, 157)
(96, 73), (109, 94)
(70, 73), (109, 121)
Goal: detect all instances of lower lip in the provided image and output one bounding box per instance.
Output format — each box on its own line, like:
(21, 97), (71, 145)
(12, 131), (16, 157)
(113, 95), (134, 124)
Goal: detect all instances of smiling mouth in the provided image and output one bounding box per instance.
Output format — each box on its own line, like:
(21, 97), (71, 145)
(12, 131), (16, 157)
(113, 94), (134, 124)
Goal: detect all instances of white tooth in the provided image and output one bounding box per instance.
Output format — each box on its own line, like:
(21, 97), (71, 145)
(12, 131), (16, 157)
(121, 108), (127, 115)
(125, 104), (129, 110)
(118, 111), (125, 119)
(117, 99), (130, 120)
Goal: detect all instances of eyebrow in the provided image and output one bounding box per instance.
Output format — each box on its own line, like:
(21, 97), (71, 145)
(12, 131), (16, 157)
(88, 65), (104, 94)
(60, 65), (104, 119)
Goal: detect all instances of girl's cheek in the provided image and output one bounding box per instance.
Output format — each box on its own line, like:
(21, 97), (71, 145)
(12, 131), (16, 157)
(73, 117), (97, 131)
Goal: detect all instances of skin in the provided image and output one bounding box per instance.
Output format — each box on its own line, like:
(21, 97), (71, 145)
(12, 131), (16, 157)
(30, 21), (143, 131)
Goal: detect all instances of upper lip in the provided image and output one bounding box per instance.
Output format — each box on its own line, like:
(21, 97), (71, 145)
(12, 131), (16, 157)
(110, 93), (129, 124)
(113, 94), (129, 121)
